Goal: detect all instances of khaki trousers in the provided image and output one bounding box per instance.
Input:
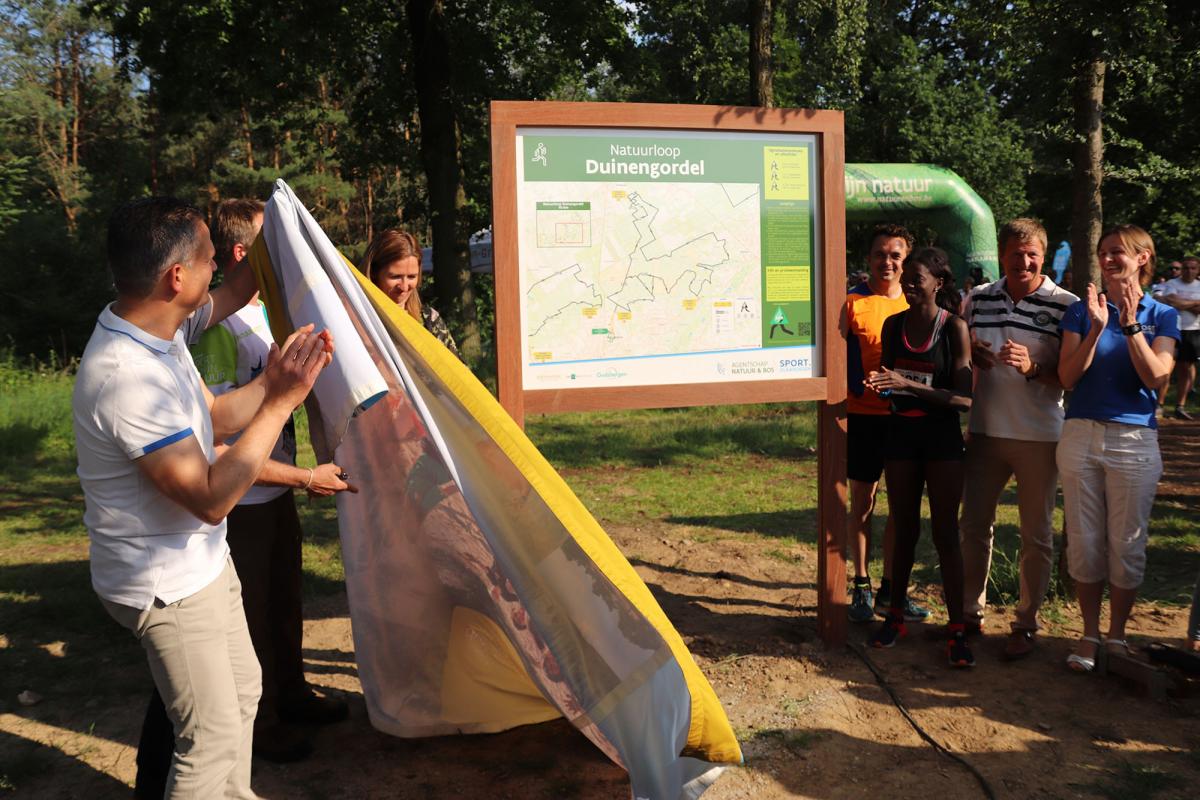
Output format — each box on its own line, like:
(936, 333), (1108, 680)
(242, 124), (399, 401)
(960, 435), (1059, 631)
(103, 557), (261, 799)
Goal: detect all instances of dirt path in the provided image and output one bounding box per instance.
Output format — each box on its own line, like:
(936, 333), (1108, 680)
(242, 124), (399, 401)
(4, 424), (1200, 799)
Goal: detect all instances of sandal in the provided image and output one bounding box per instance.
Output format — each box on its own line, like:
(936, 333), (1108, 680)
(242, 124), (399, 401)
(1066, 635), (1102, 673)
(1106, 638), (1130, 656)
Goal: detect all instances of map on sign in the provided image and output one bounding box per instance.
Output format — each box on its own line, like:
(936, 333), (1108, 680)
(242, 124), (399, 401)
(515, 128), (819, 390)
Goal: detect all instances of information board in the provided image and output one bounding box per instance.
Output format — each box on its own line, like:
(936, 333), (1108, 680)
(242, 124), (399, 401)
(516, 128), (820, 390)
(491, 101), (846, 422)
(491, 101), (849, 646)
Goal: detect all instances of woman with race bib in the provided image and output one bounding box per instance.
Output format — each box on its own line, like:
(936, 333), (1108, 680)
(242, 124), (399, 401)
(864, 247), (975, 667)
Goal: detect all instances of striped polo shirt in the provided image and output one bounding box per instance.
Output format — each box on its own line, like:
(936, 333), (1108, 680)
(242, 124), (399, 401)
(963, 276), (1079, 441)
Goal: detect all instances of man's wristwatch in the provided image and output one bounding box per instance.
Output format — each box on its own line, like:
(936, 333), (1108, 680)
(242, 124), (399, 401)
(1122, 322), (1144, 336)
(1025, 362), (1041, 381)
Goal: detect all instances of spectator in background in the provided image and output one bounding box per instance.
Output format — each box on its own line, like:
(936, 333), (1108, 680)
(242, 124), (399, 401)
(1057, 224), (1179, 673)
(840, 225), (931, 624)
(864, 247), (974, 667)
(361, 229), (461, 358)
(959, 219), (1078, 659)
(1151, 255), (1200, 419)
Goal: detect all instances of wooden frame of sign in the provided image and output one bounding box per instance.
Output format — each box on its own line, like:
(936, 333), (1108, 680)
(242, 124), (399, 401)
(490, 100), (847, 646)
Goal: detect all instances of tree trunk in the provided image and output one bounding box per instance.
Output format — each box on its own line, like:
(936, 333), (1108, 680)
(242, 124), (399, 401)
(1069, 55), (1105, 294)
(70, 32), (82, 169)
(240, 104), (255, 170)
(749, 0), (774, 108)
(405, 0), (481, 364)
(365, 172), (374, 244)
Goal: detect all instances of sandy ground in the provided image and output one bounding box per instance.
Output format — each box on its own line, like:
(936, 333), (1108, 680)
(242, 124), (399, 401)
(3, 423), (1200, 799)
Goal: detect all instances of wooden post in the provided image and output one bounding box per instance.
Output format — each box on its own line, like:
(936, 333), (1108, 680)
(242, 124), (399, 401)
(818, 124), (848, 646)
(817, 402), (848, 646)
(490, 104), (524, 429)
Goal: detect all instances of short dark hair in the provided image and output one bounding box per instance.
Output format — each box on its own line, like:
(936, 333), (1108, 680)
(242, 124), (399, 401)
(106, 197), (204, 297)
(869, 223), (915, 255)
(210, 198), (265, 266)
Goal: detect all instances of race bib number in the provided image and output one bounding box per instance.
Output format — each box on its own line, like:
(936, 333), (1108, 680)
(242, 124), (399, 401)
(892, 360), (933, 396)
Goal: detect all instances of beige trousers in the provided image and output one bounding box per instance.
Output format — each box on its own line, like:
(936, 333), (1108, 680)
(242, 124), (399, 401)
(1057, 418), (1161, 589)
(103, 557), (261, 799)
(960, 435), (1059, 631)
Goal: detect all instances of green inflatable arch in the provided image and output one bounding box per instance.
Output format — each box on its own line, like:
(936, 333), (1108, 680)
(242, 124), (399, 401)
(845, 164), (999, 282)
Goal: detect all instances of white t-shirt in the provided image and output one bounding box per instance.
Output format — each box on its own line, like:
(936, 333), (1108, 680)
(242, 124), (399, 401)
(964, 276), (1079, 442)
(1152, 277), (1200, 330)
(73, 305), (228, 610)
(191, 302), (295, 505)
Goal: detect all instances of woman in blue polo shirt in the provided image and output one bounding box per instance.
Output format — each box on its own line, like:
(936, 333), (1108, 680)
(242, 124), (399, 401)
(1057, 224), (1180, 672)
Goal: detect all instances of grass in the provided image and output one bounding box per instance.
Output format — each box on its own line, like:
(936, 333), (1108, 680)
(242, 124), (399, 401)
(741, 727), (827, 753)
(1078, 759), (1186, 800)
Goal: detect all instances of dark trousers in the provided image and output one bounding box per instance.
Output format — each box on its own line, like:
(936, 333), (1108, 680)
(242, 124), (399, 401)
(134, 492), (307, 798)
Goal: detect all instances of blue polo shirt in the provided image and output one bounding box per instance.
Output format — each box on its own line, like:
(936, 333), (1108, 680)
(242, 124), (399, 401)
(1060, 295), (1180, 428)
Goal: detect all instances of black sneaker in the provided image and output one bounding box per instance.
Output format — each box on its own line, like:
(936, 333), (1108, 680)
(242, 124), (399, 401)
(278, 691), (349, 726)
(873, 589), (890, 618)
(869, 615), (907, 648)
(252, 722), (313, 763)
(1174, 407), (1194, 421)
(947, 632), (976, 668)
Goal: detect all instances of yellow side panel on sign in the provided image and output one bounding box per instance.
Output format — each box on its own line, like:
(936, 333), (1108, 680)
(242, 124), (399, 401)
(763, 146), (809, 201)
(765, 266), (810, 302)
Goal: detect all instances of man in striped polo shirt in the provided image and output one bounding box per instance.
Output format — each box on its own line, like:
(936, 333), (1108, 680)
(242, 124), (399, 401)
(960, 218), (1078, 658)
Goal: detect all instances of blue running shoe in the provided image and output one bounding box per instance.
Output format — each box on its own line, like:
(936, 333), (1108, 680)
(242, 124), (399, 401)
(848, 584), (875, 623)
(902, 597), (931, 622)
(874, 592), (931, 622)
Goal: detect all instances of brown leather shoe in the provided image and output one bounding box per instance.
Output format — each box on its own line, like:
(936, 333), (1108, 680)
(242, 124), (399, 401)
(1002, 629), (1036, 661)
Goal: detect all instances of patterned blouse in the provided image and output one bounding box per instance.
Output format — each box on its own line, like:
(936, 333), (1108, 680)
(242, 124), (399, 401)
(421, 305), (462, 360)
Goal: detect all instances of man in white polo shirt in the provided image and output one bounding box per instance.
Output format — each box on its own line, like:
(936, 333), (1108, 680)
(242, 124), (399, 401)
(1152, 255), (1200, 419)
(960, 218), (1078, 659)
(73, 197), (332, 799)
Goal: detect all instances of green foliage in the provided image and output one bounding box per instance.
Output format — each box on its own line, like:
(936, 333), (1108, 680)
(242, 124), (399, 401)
(846, 35), (1030, 225)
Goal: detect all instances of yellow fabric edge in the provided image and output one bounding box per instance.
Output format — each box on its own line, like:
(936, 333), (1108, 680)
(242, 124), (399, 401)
(248, 237), (293, 346)
(342, 258), (742, 765)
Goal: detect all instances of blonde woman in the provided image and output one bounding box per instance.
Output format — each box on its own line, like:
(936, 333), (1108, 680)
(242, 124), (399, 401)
(1057, 224), (1180, 672)
(360, 229), (461, 359)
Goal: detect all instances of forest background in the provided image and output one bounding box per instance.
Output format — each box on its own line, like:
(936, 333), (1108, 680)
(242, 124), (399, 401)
(1, 0), (1198, 371)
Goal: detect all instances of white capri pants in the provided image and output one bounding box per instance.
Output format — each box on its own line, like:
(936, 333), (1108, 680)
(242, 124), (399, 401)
(1056, 418), (1161, 589)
